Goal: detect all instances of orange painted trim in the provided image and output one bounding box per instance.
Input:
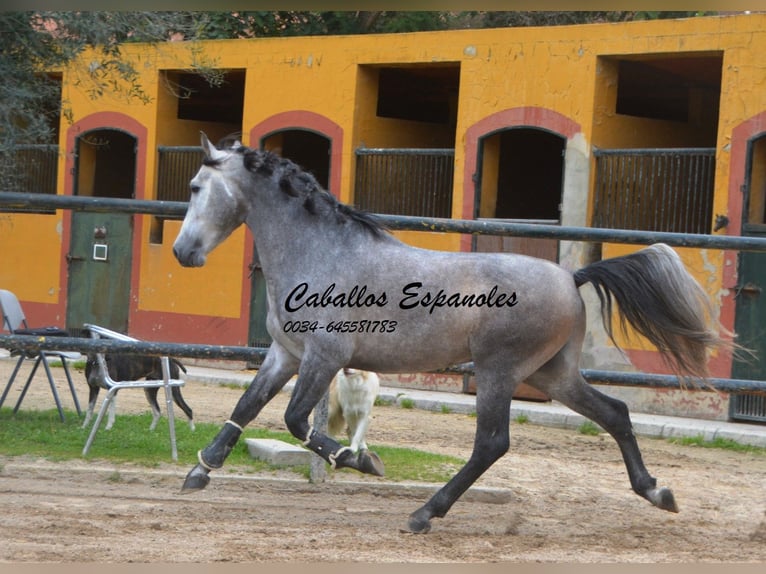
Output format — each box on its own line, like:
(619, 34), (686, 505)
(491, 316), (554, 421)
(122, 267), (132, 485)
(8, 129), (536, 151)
(250, 110), (344, 198)
(462, 107), (581, 252)
(60, 112), (148, 334)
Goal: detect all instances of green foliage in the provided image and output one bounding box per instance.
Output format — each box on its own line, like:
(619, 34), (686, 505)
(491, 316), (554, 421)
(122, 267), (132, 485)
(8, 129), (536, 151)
(193, 11), (450, 39)
(0, 407), (464, 483)
(0, 11), (215, 189)
(514, 414), (529, 424)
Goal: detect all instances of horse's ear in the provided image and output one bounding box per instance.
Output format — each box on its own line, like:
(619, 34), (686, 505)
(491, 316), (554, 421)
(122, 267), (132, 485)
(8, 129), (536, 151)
(200, 132), (228, 161)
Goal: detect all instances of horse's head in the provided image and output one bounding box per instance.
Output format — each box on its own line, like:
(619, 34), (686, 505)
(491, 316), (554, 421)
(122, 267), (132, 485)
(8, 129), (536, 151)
(173, 132), (249, 267)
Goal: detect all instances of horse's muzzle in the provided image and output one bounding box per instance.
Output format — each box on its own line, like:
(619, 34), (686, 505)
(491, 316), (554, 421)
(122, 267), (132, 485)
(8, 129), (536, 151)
(173, 244), (206, 267)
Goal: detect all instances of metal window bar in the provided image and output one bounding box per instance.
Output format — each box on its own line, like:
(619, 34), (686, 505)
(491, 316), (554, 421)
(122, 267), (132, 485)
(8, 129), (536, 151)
(729, 392), (766, 423)
(592, 148), (715, 234)
(157, 146), (204, 207)
(3, 145), (58, 213)
(354, 148), (454, 218)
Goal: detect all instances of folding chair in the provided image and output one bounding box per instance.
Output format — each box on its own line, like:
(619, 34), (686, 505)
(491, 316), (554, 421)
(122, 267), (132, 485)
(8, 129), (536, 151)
(0, 289), (81, 421)
(82, 323), (184, 461)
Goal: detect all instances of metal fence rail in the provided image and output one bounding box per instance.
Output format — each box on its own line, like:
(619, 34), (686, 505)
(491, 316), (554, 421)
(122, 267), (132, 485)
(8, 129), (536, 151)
(1, 334), (765, 395)
(1, 190), (766, 397)
(5, 191), (766, 252)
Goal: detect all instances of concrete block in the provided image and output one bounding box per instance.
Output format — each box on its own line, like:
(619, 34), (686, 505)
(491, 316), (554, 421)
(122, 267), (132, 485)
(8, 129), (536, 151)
(245, 438), (312, 466)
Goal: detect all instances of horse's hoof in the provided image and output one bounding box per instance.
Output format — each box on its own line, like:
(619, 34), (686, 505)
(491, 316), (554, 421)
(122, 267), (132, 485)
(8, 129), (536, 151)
(358, 449), (385, 476)
(647, 487), (679, 513)
(180, 464), (210, 493)
(407, 509), (432, 534)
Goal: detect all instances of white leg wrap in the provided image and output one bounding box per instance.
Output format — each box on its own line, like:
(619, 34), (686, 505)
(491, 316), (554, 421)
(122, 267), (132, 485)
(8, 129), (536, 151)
(302, 426), (316, 446)
(197, 450), (215, 471)
(328, 446), (353, 469)
(224, 419), (243, 432)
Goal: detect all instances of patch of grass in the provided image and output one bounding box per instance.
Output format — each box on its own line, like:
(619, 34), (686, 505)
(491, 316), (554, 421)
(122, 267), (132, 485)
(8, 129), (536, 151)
(514, 414), (529, 424)
(439, 404), (452, 414)
(0, 407), (464, 483)
(668, 435), (766, 455)
(399, 397), (415, 409)
(219, 382), (249, 391)
(374, 396), (392, 407)
(332, 444), (462, 483)
(578, 420), (602, 436)
(46, 358), (87, 371)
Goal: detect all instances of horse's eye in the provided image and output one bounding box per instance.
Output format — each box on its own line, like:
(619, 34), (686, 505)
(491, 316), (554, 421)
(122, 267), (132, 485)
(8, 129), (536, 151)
(190, 184), (201, 194)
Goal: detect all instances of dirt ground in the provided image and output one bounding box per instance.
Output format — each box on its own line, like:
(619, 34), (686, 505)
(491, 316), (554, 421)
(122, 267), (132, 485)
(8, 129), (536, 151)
(1, 357), (765, 563)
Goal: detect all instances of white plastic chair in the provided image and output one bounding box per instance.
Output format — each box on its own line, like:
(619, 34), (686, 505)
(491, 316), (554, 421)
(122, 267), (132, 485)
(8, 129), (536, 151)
(82, 323), (184, 461)
(0, 289), (81, 421)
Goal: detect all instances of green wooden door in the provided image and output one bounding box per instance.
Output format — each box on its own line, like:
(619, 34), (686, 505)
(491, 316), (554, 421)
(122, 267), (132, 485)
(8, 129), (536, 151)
(732, 134), (766, 381)
(730, 134), (766, 422)
(732, 233), (766, 381)
(66, 212), (133, 334)
(66, 129), (136, 335)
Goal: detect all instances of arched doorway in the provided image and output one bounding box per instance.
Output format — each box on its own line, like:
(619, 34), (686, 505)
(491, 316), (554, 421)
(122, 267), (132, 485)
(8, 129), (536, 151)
(474, 127), (565, 261)
(262, 129), (331, 190)
(471, 126), (566, 400)
(66, 128), (136, 334)
(248, 129), (333, 349)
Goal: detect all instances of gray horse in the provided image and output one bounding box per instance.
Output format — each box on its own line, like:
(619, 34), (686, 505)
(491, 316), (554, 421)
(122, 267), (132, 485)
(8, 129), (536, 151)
(173, 133), (732, 533)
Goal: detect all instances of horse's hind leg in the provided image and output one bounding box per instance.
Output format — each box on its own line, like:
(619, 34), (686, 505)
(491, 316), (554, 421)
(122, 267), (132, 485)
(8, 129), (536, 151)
(181, 343), (299, 493)
(529, 358), (678, 513)
(408, 367), (515, 533)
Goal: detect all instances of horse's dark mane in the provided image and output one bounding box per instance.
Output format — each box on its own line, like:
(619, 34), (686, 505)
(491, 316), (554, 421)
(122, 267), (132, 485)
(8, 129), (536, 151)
(237, 146), (390, 240)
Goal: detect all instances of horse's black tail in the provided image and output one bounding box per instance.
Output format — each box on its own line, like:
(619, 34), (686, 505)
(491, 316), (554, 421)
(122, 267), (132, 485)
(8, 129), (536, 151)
(574, 243), (733, 380)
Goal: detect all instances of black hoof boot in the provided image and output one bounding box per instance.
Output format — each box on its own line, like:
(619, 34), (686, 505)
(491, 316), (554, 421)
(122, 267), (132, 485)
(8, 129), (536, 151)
(331, 447), (385, 476)
(358, 449), (385, 476)
(181, 463), (210, 493)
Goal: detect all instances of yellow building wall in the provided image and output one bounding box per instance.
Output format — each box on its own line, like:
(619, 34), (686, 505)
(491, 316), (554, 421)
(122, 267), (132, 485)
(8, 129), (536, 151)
(0, 213), (63, 303)
(1, 14), (765, 350)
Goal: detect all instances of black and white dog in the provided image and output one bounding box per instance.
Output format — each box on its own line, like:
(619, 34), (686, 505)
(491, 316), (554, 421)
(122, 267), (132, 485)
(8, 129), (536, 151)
(327, 368), (379, 453)
(83, 354), (194, 431)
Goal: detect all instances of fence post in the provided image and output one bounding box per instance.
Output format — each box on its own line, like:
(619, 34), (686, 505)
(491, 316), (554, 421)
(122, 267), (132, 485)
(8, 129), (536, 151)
(309, 391), (329, 483)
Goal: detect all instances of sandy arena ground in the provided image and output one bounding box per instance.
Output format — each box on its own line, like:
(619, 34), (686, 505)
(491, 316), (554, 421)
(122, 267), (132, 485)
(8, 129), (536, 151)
(0, 357), (765, 562)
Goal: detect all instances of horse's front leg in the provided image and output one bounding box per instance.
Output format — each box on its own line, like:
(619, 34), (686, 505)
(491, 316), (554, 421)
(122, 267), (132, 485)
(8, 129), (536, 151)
(181, 344), (298, 493)
(285, 361), (384, 477)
